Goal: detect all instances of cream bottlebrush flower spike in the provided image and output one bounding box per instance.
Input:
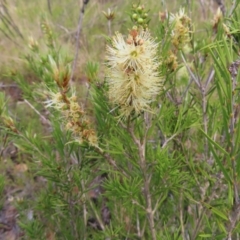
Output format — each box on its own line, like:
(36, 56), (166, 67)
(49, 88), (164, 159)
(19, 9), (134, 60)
(106, 28), (161, 118)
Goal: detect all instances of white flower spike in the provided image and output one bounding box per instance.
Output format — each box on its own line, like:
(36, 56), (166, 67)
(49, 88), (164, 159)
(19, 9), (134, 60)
(106, 28), (162, 118)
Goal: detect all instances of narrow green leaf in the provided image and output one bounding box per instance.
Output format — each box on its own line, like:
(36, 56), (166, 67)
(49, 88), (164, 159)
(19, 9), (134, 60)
(200, 128), (228, 155)
(198, 234), (212, 238)
(202, 202), (228, 221)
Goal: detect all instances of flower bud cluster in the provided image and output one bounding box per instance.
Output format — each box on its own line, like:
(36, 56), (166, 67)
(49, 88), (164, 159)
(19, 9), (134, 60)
(102, 8), (115, 21)
(213, 7), (223, 32)
(65, 96), (98, 146)
(131, 4), (150, 29)
(212, 8), (231, 37)
(28, 36), (39, 52)
(3, 116), (18, 133)
(45, 58), (98, 146)
(48, 56), (71, 91)
(41, 19), (54, 49)
(46, 91), (98, 146)
(170, 9), (191, 49)
(164, 51), (178, 72)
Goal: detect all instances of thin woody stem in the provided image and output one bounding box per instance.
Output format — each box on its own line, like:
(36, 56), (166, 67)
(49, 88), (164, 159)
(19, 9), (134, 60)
(128, 119), (156, 240)
(226, 60), (240, 238)
(70, 0), (89, 83)
(95, 147), (128, 177)
(179, 190), (185, 239)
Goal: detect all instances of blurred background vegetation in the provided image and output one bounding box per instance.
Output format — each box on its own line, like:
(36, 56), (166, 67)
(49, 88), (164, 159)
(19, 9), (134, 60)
(0, 0), (229, 76)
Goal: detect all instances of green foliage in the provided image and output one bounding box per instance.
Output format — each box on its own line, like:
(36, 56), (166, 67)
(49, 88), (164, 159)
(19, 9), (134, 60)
(1, 1), (240, 240)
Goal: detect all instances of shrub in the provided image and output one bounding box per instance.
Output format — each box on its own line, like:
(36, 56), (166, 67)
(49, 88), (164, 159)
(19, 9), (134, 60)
(1, 1), (240, 239)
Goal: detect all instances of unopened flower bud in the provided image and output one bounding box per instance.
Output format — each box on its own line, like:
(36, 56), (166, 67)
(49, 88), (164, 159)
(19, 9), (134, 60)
(28, 37), (39, 52)
(102, 8), (115, 21)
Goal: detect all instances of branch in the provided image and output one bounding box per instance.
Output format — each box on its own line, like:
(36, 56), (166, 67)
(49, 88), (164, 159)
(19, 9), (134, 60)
(181, 52), (201, 89)
(225, 60), (240, 239)
(70, 0), (90, 83)
(161, 132), (178, 148)
(179, 191), (186, 239)
(226, 203), (240, 240)
(47, 0), (52, 15)
(228, 0), (238, 17)
(24, 99), (51, 126)
(95, 147), (128, 177)
(89, 200), (105, 231)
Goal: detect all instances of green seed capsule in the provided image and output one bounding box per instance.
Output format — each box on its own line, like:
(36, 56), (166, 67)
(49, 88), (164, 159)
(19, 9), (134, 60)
(143, 13), (148, 19)
(132, 13), (138, 20)
(137, 18), (144, 24)
(137, 6), (142, 13)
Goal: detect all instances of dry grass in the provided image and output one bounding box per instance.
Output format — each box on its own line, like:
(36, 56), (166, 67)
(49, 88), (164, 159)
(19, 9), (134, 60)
(0, 0), (229, 78)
